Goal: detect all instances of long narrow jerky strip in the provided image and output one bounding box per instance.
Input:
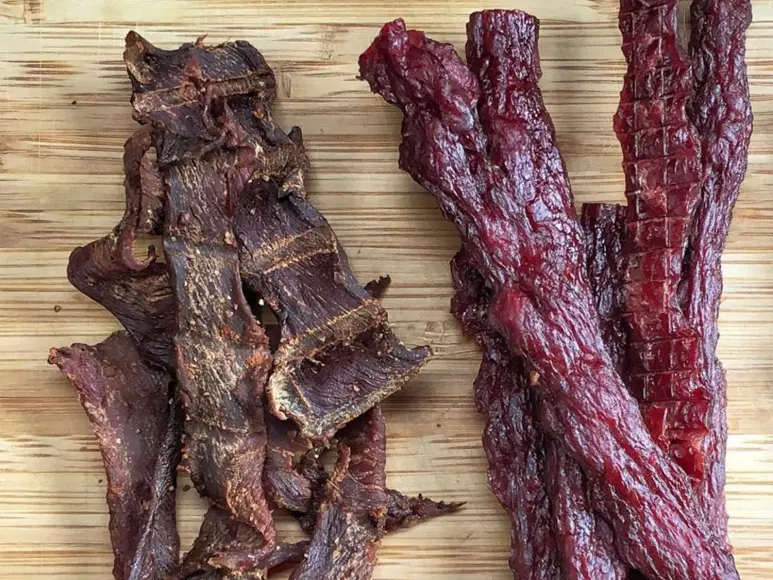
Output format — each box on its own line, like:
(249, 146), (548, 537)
(360, 16), (737, 579)
(291, 407), (388, 580)
(67, 127), (175, 369)
(685, 0), (754, 544)
(125, 32), (275, 544)
(234, 140), (430, 440)
(450, 250), (560, 580)
(48, 332), (181, 580)
(615, 0), (710, 481)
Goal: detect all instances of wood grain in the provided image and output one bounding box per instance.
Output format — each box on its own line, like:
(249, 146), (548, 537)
(1, 0), (772, 577)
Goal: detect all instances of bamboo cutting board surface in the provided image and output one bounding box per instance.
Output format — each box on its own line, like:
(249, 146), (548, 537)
(1, 0), (773, 577)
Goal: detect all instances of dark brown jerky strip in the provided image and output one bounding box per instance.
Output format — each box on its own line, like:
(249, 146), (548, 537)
(176, 506), (308, 580)
(48, 332), (181, 580)
(264, 413), (315, 513)
(364, 275), (391, 300)
(291, 407), (388, 580)
(383, 489), (464, 533)
(125, 32), (275, 543)
(452, 250), (561, 580)
(235, 159), (430, 440)
(67, 127), (175, 369)
(684, 0), (753, 545)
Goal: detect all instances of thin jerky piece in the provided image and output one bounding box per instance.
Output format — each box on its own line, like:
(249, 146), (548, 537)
(384, 489), (464, 533)
(364, 275), (391, 300)
(264, 413), (315, 512)
(176, 506), (308, 579)
(48, 332), (181, 580)
(125, 32), (275, 543)
(684, 0), (754, 544)
(360, 15), (737, 579)
(291, 408), (388, 580)
(451, 251), (559, 580)
(581, 203), (629, 374)
(67, 127), (175, 369)
(183, 509), (309, 579)
(614, 0), (710, 480)
(236, 167), (431, 440)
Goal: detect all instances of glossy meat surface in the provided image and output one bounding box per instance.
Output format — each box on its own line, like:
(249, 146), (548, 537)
(360, 13), (737, 578)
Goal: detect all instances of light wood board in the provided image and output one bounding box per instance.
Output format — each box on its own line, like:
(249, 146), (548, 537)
(1, 0), (772, 577)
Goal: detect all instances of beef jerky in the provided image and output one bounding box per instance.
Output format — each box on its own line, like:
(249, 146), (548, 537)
(264, 413), (316, 513)
(48, 332), (181, 580)
(291, 407), (388, 580)
(235, 161), (431, 440)
(581, 203), (629, 374)
(360, 14), (737, 579)
(176, 506), (308, 580)
(364, 275), (391, 300)
(453, 248), (626, 580)
(383, 489), (464, 533)
(450, 250), (559, 580)
(615, 0), (711, 481)
(67, 127), (175, 369)
(684, 0), (754, 544)
(125, 32), (275, 543)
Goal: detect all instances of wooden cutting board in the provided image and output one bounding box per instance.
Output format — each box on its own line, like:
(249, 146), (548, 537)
(1, 0), (772, 577)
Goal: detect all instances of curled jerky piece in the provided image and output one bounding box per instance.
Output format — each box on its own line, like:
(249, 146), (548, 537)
(360, 14), (737, 579)
(125, 32), (275, 543)
(235, 161), (431, 440)
(48, 332), (181, 580)
(384, 489), (464, 533)
(176, 507), (308, 579)
(291, 408), (388, 580)
(67, 127), (175, 369)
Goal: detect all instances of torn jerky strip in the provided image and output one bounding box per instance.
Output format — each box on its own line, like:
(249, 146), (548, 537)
(360, 14), (737, 578)
(235, 147), (431, 440)
(67, 127), (175, 370)
(125, 32), (275, 543)
(48, 332), (181, 580)
(291, 407), (388, 580)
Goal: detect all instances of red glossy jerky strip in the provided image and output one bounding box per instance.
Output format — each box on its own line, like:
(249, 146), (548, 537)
(67, 127), (175, 369)
(176, 506), (309, 579)
(125, 33), (275, 544)
(450, 250), (560, 580)
(581, 203), (629, 375)
(235, 158), (430, 440)
(291, 408), (388, 580)
(48, 332), (181, 580)
(684, 0), (754, 545)
(615, 0), (711, 481)
(360, 14), (737, 578)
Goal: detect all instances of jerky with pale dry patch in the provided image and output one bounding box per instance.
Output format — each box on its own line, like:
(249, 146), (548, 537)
(125, 32), (276, 544)
(48, 331), (181, 580)
(236, 175), (431, 440)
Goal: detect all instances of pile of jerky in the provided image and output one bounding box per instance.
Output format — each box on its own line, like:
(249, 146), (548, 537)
(49, 32), (463, 580)
(360, 2), (752, 579)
